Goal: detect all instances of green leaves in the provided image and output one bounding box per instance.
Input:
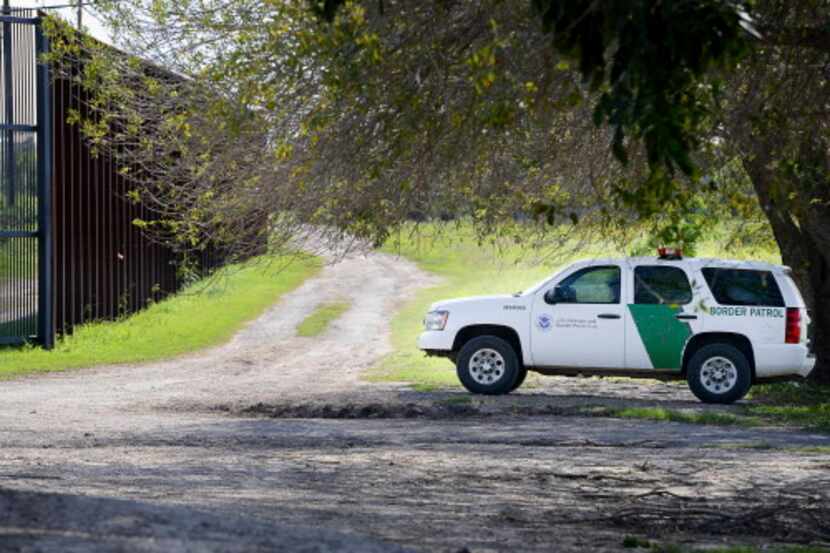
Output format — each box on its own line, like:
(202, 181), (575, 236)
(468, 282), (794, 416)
(309, 0), (753, 215)
(309, 0), (346, 21)
(532, 0), (750, 179)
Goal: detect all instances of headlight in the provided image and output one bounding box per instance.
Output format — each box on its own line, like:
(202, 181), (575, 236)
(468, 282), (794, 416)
(424, 310), (449, 331)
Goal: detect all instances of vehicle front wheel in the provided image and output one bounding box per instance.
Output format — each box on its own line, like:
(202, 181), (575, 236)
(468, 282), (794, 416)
(510, 366), (528, 391)
(686, 344), (752, 404)
(456, 336), (520, 395)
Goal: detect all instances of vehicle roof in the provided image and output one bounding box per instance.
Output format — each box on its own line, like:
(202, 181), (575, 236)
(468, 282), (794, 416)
(571, 256), (789, 274)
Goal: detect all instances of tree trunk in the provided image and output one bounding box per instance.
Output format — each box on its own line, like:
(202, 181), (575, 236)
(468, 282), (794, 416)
(744, 153), (830, 383)
(781, 232), (830, 384)
(804, 251), (830, 383)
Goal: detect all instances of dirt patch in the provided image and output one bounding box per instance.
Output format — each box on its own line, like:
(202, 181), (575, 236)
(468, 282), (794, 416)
(224, 397), (706, 421)
(222, 394), (576, 419)
(596, 482), (830, 543)
(2, 251), (830, 552)
(208, 381), (751, 423)
(235, 400), (468, 419)
(5, 415), (828, 553)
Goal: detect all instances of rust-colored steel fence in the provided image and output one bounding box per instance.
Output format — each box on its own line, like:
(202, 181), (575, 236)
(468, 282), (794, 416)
(0, 11), (222, 348)
(50, 52), (221, 339)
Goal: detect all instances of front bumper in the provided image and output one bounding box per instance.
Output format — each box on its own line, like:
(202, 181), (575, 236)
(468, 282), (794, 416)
(417, 330), (454, 352)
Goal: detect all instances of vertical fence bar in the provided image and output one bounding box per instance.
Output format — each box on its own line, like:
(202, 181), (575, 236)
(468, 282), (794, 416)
(2, 5), (14, 208)
(35, 21), (53, 348)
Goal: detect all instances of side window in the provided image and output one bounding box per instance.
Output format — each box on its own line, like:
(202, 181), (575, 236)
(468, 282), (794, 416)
(553, 266), (621, 304)
(634, 266), (693, 305)
(701, 268), (784, 307)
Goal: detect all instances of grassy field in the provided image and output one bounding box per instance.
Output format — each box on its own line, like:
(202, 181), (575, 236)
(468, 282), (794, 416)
(0, 254), (321, 379)
(297, 301), (351, 337)
(367, 222), (781, 392)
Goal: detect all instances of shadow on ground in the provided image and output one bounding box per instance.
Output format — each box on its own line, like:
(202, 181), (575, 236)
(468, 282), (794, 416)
(0, 487), (411, 553)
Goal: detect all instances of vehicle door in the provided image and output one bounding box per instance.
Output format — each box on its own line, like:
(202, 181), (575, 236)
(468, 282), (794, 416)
(530, 264), (625, 368)
(625, 264), (700, 370)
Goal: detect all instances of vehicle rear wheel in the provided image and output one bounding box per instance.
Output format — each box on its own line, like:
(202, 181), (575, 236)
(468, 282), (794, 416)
(686, 343), (752, 404)
(456, 336), (520, 395)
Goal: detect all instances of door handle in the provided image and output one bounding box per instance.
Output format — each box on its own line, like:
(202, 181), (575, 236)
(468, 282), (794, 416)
(676, 314), (697, 320)
(597, 313), (621, 319)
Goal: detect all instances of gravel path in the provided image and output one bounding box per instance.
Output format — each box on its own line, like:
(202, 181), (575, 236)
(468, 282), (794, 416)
(1, 252), (830, 552)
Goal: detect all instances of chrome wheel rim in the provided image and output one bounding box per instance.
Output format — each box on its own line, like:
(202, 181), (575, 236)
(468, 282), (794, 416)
(700, 356), (738, 395)
(468, 348), (506, 386)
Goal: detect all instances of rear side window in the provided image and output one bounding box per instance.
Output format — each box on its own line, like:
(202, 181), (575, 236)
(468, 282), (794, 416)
(701, 268), (784, 307)
(634, 266), (692, 305)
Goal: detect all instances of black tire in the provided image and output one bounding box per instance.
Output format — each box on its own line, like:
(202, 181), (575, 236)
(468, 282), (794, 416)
(686, 343), (752, 404)
(456, 335), (520, 395)
(510, 366), (528, 391)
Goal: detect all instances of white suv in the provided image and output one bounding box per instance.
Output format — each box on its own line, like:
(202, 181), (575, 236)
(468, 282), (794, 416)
(418, 250), (815, 403)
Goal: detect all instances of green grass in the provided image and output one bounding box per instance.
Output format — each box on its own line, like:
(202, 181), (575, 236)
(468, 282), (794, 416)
(745, 382), (830, 431)
(751, 381), (830, 404)
(607, 386), (830, 432)
(600, 379), (830, 432)
(747, 403), (830, 431)
(296, 301), (351, 337)
(611, 406), (756, 427)
(784, 445), (830, 454)
(0, 254), (321, 378)
(702, 441), (775, 450)
(367, 221), (781, 391)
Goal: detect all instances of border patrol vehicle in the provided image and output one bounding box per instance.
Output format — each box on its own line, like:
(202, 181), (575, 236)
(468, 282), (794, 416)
(418, 248), (815, 403)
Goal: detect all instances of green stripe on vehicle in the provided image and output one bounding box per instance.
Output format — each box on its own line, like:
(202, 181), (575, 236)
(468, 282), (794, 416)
(628, 304), (692, 370)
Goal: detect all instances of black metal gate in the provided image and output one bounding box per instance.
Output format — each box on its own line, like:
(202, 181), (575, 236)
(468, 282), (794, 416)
(0, 10), (53, 348)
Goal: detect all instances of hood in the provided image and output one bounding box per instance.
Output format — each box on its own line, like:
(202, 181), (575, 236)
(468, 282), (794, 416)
(429, 294), (517, 311)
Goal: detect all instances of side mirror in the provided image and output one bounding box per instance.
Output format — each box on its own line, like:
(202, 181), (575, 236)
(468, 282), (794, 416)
(546, 285), (575, 304)
(545, 286), (563, 304)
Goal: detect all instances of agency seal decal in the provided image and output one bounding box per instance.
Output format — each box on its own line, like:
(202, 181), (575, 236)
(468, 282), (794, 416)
(536, 314), (553, 332)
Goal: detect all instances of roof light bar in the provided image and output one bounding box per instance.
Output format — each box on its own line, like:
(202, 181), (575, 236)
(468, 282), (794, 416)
(657, 247), (683, 260)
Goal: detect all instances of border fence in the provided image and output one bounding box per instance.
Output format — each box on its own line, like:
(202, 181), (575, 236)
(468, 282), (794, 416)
(0, 11), (222, 348)
(0, 9), (50, 346)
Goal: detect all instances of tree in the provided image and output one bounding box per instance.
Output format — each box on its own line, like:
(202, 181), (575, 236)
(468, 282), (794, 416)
(87, 0), (828, 379)
(716, 0), (830, 382)
(92, 1), (648, 246)
(43, 14), (364, 270)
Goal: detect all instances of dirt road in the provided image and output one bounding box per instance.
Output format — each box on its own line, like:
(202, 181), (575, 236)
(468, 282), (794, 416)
(1, 252), (830, 552)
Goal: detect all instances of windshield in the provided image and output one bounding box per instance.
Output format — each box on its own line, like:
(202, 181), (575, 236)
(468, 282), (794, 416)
(514, 268), (565, 297)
